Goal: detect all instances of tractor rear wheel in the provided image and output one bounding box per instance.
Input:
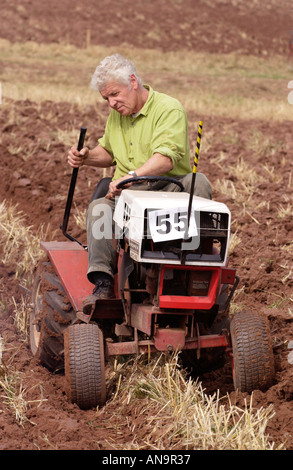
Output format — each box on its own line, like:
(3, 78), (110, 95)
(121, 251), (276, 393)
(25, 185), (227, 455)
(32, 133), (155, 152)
(230, 310), (275, 393)
(64, 323), (106, 409)
(30, 259), (76, 372)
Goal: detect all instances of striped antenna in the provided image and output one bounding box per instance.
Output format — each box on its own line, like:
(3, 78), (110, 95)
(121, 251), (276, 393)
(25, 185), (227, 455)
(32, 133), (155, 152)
(192, 120), (203, 174)
(186, 121), (203, 233)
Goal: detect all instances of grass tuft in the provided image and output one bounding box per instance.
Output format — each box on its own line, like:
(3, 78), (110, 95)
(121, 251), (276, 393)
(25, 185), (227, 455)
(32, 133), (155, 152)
(104, 353), (282, 450)
(0, 200), (55, 282)
(0, 353), (46, 427)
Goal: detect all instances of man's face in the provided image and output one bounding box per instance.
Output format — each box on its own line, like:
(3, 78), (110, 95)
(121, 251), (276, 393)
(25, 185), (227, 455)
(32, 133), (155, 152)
(100, 75), (139, 116)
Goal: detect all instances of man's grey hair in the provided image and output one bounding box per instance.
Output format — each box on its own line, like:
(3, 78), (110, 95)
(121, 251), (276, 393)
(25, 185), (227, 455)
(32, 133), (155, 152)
(90, 54), (142, 91)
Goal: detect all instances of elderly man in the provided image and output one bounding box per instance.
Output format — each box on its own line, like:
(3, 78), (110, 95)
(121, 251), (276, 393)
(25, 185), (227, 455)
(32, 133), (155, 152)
(67, 54), (212, 311)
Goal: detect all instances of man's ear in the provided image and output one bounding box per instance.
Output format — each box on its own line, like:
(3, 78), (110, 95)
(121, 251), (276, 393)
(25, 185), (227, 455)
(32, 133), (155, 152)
(130, 74), (139, 90)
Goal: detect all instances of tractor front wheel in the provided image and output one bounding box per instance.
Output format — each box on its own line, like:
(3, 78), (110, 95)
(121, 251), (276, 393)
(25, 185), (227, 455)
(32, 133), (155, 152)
(230, 310), (275, 393)
(64, 323), (106, 409)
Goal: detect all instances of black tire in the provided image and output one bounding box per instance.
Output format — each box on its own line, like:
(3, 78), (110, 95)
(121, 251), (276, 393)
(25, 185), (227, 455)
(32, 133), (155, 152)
(64, 323), (106, 409)
(30, 259), (76, 372)
(230, 310), (275, 393)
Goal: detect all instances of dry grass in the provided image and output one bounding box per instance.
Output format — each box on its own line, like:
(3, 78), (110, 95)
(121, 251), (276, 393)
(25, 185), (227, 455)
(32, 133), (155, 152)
(0, 200), (48, 427)
(212, 149), (291, 215)
(12, 295), (31, 340)
(0, 39), (291, 121)
(73, 203), (86, 231)
(105, 353), (282, 450)
(0, 200), (55, 282)
(228, 230), (242, 255)
(0, 358), (46, 427)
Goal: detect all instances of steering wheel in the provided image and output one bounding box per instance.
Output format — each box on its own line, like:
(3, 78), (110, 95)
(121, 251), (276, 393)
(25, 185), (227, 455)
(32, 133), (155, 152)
(116, 175), (184, 192)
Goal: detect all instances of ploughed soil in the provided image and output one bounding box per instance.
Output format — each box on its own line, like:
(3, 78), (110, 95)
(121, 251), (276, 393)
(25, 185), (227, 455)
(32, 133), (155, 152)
(0, 0), (293, 451)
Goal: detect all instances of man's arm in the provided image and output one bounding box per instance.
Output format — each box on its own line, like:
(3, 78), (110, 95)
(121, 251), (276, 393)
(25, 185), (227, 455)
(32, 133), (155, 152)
(134, 152), (173, 176)
(67, 144), (113, 169)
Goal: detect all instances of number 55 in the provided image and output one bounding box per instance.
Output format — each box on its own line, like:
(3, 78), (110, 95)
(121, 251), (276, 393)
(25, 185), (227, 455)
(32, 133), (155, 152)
(156, 213), (171, 235)
(174, 211), (188, 232)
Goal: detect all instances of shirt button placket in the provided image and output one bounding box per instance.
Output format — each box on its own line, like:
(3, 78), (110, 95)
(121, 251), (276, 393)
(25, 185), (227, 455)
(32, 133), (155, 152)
(129, 119), (134, 162)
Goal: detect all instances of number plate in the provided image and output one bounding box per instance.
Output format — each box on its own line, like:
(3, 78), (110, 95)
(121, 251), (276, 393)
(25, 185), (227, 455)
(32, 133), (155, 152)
(148, 207), (198, 242)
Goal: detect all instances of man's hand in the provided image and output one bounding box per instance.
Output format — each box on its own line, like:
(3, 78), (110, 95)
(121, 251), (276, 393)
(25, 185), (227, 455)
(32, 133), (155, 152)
(67, 146), (89, 168)
(106, 174), (134, 199)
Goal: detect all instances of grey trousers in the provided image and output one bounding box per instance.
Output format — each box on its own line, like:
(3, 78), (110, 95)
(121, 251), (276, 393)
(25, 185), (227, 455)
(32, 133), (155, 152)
(86, 172), (212, 283)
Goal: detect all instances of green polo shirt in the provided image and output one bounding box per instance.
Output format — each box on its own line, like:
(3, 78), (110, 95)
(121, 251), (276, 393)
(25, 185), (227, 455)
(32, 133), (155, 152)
(98, 85), (192, 181)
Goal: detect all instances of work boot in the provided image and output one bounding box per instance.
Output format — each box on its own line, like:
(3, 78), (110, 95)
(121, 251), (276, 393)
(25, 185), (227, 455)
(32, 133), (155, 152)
(82, 273), (115, 315)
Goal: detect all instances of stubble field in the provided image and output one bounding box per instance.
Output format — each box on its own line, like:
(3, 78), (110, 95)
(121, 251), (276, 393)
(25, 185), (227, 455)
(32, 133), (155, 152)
(0, 0), (293, 451)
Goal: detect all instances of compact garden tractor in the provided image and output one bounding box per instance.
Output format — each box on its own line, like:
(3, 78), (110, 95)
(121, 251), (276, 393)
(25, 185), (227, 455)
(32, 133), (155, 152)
(30, 127), (275, 409)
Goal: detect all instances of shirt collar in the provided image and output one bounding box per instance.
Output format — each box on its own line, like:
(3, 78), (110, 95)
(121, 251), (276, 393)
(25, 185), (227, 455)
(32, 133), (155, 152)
(132, 85), (153, 118)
